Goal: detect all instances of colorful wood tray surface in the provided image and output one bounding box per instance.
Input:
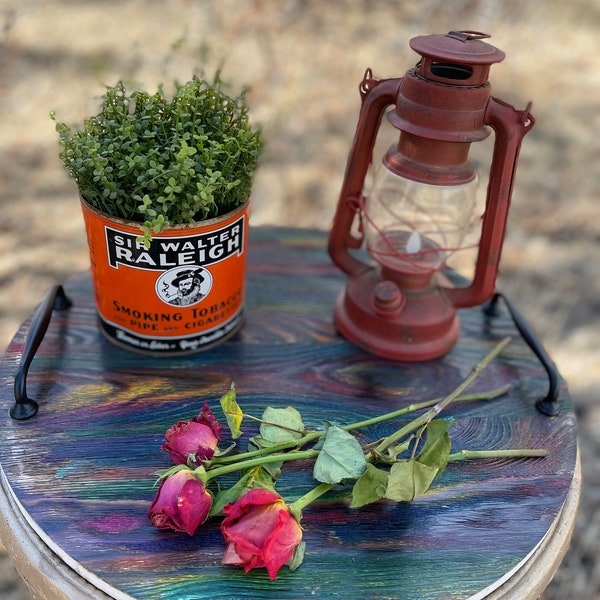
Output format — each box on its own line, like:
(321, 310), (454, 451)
(0, 227), (577, 599)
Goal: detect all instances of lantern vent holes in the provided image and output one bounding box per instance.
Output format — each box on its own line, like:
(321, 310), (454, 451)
(430, 62), (473, 80)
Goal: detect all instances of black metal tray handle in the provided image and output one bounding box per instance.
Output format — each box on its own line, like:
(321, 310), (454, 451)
(10, 285), (72, 420)
(484, 292), (560, 416)
(8, 285), (558, 419)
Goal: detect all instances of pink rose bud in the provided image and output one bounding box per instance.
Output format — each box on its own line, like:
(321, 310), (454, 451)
(162, 402), (222, 467)
(148, 469), (212, 535)
(220, 488), (303, 580)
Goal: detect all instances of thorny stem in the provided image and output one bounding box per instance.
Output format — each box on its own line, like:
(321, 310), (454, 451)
(210, 431), (322, 465)
(448, 449), (548, 461)
(204, 449), (319, 481)
(192, 338), (548, 503)
(211, 382), (513, 466)
(373, 337), (513, 456)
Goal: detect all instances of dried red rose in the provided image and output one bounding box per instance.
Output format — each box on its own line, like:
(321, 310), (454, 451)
(220, 488), (303, 579)
(148, 469), (212, 535)
(162, 402), (222, 467)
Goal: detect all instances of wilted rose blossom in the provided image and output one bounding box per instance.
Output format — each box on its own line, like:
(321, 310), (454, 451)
(162, 402), (222, 467)
(148, 469), (212, 535)
(221, 488), (303, 579)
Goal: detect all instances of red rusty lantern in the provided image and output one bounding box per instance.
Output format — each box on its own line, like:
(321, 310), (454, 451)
(328, 31), (534, 361)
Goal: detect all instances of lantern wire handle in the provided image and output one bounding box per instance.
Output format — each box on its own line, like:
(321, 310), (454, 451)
(483, 292), (560, 416)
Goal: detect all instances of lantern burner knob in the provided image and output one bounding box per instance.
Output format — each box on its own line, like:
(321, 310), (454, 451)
(372, 280), (405, 317)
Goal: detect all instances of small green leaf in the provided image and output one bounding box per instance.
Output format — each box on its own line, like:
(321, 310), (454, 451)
(209, 466), (276, 518)
(416, 419), (452, 476)
(382, 436), (413, 463)
(313, 426), (366, 484)
(312, 421), (332, 451)
(350, 463), (389, 508)
(213, 442), (236, 458)
(385, 460), (438, 502)
(247, 435), (281, 450)
(259, 406), (305, 443)
(209, 473), (251, 517)
(247, 437), (284, 477)
(219, 383), (243, 439)
(287, 541), (306, 572)
(243, 465), (278, 490)
(152, 463), (190, 486)
(190, 466), (207, 486)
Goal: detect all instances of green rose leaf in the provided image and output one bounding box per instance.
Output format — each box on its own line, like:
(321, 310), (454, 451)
(213, 442), (236, 458)
(287, 541), (306, 572)
(260, 406), (305, 443)
(313, 426), (366, 484)
(209, 473), (251, 517)
(219, 383), (243, 439)
(243, 465), (278, 491)
(312, 421), (332, 451)
(247, 436), (286, 477)
(416, 419), (452, 475)
(350, 463), (389, 508)
(259, 461), (282, 480)
(152, 463), (190, 486)
(385, 459), (439, 502)
(247, 436), (282, 450)
(209, 466), (276, 518)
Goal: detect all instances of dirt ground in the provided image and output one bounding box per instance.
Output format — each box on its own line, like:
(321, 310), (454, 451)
(1, 1), (599, 598)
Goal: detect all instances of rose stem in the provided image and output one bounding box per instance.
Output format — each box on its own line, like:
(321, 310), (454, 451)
(373, 336), (512, 456)
(204, 449), (319, 481)
(447, 448), (548, 461)
(210, 382), (513, 466)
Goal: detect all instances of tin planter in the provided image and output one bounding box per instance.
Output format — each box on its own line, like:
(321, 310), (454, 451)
(81, 198), (249, 355)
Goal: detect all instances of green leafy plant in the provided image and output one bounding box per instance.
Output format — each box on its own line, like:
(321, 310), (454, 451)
(52, 75), (263, 244)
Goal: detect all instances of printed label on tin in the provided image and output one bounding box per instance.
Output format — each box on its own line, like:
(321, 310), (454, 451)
(105, 218), (244, 270)
(99, 308), (244, 354)
(81, 201), (249, 355)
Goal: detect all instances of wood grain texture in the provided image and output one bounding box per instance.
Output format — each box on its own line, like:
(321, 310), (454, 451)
(0, 227), (578, 600)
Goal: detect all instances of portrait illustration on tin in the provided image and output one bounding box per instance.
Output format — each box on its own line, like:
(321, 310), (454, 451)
(155, 266), (213, 307)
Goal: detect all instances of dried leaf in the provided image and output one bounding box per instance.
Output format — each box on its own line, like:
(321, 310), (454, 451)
(260, 406), (305, 443)
(313, 426), (366, 484)
(219, 383), (243, 439)
(384, 460), (438, 502)
(350, 463), (389, 508)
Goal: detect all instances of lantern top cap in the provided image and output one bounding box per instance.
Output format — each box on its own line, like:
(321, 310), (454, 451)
(410, 31), (505, 65)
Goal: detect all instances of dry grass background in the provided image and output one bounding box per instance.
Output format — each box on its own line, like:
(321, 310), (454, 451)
(1, 0), (599, 598)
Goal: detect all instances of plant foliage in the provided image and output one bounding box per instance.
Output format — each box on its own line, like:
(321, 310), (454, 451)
(52, 75), (263, 241)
